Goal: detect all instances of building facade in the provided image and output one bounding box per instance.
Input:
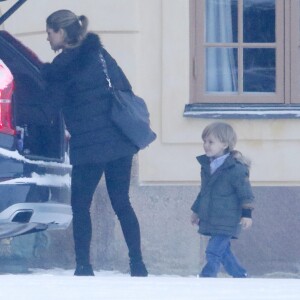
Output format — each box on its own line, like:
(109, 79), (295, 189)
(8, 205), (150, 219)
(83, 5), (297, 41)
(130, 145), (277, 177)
(1, 0), (299, 276)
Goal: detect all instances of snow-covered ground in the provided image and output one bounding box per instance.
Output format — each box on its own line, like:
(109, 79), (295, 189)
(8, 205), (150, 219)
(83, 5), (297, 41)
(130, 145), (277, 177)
(0, 269), (299, 300)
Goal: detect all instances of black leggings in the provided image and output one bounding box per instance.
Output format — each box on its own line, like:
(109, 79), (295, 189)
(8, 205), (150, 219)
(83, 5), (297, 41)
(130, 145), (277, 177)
(71, 155), (142, 266)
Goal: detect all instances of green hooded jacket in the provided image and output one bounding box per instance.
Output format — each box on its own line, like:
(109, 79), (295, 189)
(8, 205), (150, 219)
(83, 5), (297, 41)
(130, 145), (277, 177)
(191, 153), (254, 238)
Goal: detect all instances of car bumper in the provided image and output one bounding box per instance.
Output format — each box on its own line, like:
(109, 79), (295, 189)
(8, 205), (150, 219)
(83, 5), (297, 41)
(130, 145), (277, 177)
(0, 202), (72, 239)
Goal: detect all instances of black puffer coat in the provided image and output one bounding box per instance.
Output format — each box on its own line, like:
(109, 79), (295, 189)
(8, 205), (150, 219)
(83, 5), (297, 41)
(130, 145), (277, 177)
(41, 33), (138, 165)
(191, 154), (254, 238)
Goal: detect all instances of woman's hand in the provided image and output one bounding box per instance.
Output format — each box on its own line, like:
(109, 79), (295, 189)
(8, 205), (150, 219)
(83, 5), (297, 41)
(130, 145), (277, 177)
(240, 217), (252, 229)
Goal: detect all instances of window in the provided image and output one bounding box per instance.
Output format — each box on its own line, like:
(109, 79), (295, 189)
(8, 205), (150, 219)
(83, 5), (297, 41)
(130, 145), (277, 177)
(189, 0), (295, 105)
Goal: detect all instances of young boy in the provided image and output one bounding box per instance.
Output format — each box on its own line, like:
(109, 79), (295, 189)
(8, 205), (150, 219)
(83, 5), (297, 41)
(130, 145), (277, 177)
(191, 122), (254, 278)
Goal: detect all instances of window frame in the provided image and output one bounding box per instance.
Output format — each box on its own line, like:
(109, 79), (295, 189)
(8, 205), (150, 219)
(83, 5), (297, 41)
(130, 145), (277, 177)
(290, 0), (300, 103)
(190, 0), (286, 104)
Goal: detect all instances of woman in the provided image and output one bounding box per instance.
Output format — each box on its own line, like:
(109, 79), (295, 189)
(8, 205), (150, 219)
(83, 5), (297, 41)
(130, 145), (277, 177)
(42, 9), (148, 277)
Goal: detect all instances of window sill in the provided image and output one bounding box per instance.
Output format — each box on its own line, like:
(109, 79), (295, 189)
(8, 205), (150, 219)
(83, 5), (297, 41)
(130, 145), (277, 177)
(184, 104), (300, 119)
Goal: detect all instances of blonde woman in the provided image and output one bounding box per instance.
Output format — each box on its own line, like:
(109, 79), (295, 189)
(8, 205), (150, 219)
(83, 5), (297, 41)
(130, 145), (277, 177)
(42, 10), (147, 277)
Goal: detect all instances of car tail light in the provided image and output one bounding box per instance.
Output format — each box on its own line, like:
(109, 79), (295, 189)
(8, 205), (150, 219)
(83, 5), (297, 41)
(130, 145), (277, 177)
(0, 60), (15, 135)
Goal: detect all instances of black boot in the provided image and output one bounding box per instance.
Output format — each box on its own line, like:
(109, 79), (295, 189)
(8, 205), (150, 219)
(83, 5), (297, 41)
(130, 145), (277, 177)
(130, 260), (148, 277)
(74, 264), (95, 276)
(116, 207), (148, 277)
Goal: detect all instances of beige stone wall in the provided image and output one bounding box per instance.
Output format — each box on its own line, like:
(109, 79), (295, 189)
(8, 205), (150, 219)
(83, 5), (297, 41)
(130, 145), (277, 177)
(1, 0), (298, 185)
(1, 0), (299, 277)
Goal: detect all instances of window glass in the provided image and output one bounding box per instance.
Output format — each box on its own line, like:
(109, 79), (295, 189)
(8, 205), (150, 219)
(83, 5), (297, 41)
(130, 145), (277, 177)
(243, 48), (275, 92)
(204, 0), (276, 95)
(243, 0), (275, 43)
(206, 0), (238, 43)
(206, 47), (238, 92)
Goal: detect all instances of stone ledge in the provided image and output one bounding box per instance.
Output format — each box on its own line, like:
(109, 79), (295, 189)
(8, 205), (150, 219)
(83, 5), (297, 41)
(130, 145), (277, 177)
(184, 104), (300, 119)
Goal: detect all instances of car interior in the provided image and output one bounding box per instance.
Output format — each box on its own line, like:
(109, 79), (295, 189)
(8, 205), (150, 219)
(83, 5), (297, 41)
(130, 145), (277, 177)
(0, 30), (65, 161)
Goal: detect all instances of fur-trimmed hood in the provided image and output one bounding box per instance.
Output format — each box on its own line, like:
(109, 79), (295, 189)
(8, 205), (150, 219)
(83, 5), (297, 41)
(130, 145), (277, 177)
(197, 151), (251, 169)
(78, 32), (103, 56)
(41, 32), (104, 81)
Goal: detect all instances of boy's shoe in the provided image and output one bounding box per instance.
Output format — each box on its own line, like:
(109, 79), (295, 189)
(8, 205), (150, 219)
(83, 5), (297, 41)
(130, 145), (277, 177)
(74, 264), (95, 276)
(198, 273), (216, 278)
(130, 260), (148, 277)
(234, 273), (248, 278)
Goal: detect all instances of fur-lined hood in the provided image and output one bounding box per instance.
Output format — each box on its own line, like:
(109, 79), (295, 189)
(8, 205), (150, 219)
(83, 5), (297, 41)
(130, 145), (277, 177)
(41, 32), (104, 81)
(78, 32), (103, 56)
(197, 151), (251, 170)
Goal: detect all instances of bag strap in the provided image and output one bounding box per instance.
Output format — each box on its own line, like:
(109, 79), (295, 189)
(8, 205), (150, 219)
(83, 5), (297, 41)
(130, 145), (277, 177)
(99, 52), (113, 89)
(99, 52), (125, 107)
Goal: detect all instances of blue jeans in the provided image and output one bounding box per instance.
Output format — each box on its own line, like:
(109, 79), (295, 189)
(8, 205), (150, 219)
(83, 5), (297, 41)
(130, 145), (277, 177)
(201, 235), (247, 278)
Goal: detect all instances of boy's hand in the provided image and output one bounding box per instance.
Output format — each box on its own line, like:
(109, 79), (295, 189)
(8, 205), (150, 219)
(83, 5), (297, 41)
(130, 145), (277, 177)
(240, 217), (252, 229)
(191, 213), (199, 225)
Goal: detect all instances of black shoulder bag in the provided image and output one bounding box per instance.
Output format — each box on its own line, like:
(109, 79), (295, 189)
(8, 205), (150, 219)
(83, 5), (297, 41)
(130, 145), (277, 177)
(100, 53), (156, 149)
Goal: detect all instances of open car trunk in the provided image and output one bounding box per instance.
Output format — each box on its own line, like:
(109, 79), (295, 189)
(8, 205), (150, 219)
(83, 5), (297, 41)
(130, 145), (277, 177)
(0, 30), (66, 162)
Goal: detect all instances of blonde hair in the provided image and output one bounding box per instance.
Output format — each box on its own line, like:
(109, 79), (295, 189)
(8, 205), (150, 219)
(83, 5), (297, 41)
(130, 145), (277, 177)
(202, 122), (237, 151)
(202, 122), (251, 166)
(46, 10), (88, 47)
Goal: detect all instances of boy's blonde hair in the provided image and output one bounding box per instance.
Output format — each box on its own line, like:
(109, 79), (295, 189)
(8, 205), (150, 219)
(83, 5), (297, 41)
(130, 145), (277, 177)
(202, 122), (237, 151)
(202, 122), (251, 166)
